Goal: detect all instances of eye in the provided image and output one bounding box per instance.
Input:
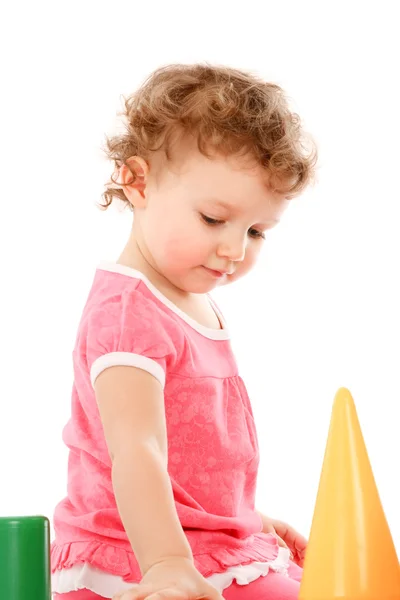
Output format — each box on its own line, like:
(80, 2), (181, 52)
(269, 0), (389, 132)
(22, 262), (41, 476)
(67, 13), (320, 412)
(201, 214), (224, 226)
(248, 228), (266, 240)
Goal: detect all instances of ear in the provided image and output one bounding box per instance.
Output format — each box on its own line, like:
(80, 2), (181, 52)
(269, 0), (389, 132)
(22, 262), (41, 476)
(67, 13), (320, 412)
(119, 156), (149, 208)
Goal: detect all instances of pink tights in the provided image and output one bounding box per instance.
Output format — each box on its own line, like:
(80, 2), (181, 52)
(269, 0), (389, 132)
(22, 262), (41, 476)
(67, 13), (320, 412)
(53, 561), (302, 600)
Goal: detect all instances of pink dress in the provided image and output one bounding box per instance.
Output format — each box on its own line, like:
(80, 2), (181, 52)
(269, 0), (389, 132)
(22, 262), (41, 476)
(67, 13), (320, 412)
(51, 262), (290, 597)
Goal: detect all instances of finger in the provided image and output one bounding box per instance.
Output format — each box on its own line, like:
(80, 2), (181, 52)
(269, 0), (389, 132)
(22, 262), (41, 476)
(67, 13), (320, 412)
(263, 523), (290, 551)
(292, 545), (307, 566)
(276, 535), (289, 549)
(146, 587), (222, 600)
(296, 547), (307, 567)
(262, 523), (277, 535)
(294, 533), (308, 552)
(271, 520), (291, 544)
(210, 588), (225, 600)
(263, 525), (287, 548)
(113, 586), (154, 600)
(190, 585), (223, 600)
(146, 593), (172, 600)
(146, 590), (186, 600)
(273, 520), (306, 553)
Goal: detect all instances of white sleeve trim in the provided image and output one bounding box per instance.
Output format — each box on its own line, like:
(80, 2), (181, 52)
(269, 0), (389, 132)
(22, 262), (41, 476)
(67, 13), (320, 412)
(90, 352), (165, 389)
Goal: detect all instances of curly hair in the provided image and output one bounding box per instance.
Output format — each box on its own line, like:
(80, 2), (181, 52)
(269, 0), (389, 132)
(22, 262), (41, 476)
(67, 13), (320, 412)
(101, 63), (318, 210)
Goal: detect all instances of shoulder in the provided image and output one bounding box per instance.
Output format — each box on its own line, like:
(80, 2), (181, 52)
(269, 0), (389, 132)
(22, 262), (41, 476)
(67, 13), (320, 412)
(77, 270), (184, 379)
(84, 268), (177, 335)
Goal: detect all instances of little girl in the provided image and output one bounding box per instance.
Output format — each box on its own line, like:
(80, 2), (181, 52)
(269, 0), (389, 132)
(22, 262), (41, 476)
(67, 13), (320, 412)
(51, 63), (318, 600)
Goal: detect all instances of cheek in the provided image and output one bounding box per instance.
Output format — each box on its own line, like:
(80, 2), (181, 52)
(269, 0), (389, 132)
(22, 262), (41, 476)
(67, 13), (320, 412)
(245, 242), (260, 266)
(161, 227), (208, 264)
(231, 244), (261, 281)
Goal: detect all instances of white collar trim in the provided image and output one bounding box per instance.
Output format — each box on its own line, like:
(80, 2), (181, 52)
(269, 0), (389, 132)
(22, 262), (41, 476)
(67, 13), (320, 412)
(97, 261), (230, 341)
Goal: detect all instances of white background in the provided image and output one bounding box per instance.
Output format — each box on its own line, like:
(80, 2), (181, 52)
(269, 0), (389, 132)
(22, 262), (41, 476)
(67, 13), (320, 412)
(1, 0), (399, 558)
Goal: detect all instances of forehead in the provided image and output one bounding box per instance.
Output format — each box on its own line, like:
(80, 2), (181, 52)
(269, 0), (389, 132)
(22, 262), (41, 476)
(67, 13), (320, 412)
(177, 148), (288, 215)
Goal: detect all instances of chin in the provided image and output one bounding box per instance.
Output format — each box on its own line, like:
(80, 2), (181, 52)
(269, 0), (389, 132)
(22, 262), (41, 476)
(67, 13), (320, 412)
(189, 282), (218, 294)
(164, 275), (207, 295)
(185, 277), (220, 294)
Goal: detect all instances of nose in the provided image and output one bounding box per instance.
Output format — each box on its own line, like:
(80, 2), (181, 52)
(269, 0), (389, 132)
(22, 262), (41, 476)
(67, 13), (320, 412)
(216, 231), (247, 262)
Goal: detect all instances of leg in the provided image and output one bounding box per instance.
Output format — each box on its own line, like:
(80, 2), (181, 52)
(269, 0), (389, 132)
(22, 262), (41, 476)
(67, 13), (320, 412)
(287, 559), (303, 582)
(53, 591), (108, 600)
(223, 562), (302, 600)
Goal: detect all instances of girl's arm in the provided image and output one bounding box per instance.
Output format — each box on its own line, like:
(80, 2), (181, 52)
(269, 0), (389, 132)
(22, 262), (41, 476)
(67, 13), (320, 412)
(95, 365), (193, 576)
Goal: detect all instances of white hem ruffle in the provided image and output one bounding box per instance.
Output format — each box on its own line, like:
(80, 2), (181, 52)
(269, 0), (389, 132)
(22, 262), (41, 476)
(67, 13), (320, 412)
(52, 547), (290, 597)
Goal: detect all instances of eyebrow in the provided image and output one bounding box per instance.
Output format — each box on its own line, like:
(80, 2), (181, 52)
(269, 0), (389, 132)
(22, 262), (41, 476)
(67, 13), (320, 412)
(205, 198), (235, 212)
(206, 198), (279, 224)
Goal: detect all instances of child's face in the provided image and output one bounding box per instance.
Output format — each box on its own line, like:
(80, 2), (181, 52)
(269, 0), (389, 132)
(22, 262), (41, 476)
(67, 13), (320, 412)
(134, 146), (289, 294)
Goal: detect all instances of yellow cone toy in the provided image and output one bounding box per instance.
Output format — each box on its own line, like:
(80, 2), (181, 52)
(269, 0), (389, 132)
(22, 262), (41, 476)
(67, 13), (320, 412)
(299, 387), (400, 600)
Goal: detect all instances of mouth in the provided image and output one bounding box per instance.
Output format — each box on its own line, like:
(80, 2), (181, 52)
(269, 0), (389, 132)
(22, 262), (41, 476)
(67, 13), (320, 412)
(202, 266), (232, 278)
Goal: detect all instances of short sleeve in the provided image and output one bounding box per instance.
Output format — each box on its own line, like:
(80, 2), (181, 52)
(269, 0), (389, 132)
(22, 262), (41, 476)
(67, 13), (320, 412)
(85, 288), (178, 389)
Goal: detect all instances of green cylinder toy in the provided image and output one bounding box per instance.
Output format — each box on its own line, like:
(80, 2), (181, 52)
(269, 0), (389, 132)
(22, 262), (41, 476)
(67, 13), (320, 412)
(0, 515), (51, 599)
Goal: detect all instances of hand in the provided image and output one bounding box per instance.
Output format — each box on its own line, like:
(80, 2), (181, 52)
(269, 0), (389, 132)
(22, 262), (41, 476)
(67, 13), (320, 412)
(113, 556), (224, 600)
(260, 515), (307, 567)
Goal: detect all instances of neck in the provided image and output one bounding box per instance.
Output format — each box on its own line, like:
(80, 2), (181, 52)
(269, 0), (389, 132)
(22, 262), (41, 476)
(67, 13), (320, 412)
(117, 225), (191, 301)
